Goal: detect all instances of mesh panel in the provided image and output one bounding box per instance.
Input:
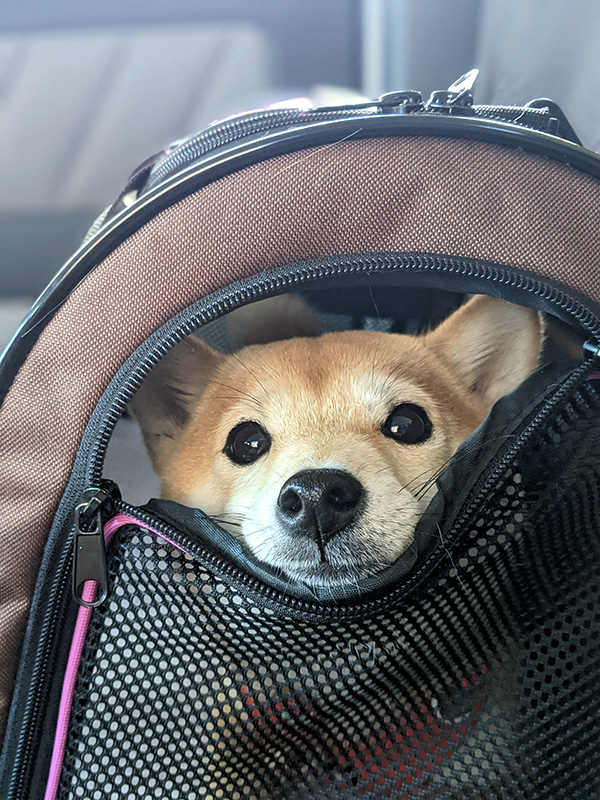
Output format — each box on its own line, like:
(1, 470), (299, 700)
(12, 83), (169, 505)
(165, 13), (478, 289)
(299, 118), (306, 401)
(58, 378), (600, 799)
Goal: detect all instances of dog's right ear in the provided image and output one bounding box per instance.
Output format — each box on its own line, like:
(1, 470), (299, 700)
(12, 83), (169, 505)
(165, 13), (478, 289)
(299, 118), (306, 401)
(130, 336), (224, 473)
(424, 295), (544, 408)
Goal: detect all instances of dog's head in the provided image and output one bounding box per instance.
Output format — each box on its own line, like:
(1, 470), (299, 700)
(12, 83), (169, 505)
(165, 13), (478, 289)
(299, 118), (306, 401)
(132, 295), (543, 586)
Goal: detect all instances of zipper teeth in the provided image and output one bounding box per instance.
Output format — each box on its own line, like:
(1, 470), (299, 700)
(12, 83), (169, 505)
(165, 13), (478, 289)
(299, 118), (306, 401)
(7, 546), (73, 800)
(116, 357), (592, 619)
(147, 107), (375, 189)
(89, 253), (600, 485)
(145, 104), (555, 193)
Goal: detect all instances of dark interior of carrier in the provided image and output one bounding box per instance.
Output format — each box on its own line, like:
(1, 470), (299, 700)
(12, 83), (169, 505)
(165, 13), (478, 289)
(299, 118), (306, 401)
(55, 282), (600, 800)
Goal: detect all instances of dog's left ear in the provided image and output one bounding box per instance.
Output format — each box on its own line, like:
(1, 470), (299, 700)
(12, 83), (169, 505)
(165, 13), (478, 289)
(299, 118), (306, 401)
(425, 295), (545, 406)
(130, 336), (224, 473)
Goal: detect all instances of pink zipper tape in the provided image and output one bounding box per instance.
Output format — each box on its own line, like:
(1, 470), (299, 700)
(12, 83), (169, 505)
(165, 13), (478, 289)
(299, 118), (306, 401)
(44, 513), (180, 800)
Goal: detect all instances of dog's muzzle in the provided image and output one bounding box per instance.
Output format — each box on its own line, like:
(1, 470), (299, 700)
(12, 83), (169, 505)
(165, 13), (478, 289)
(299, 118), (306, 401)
(276, 469), (364, 548)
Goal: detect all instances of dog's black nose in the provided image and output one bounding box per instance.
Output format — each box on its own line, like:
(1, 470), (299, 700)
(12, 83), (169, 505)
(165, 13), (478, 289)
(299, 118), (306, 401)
(277, 469), (364, 545)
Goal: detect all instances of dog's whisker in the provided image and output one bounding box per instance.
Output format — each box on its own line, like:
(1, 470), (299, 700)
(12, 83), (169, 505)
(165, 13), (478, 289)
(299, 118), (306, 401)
(229, 353), (269, 402)
(402, 440), (493, 500)
(374, 464), (395, 477)
(211, 519), (243, 529)
(268, 469), (287, 483)
(222, 506), (253, 518)
(398, 460), (451, 495)
(409, 432), (523, 500)
(209, 380), (263, 409)
(414, 469), (447, 499)
(211, 396), (261, 407)
(210, 512), (246, 522)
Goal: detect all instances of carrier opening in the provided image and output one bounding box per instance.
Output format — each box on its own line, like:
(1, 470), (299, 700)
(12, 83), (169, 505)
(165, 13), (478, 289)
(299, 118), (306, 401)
(106, 284), (464, 504)
(103, 278), (584, 593)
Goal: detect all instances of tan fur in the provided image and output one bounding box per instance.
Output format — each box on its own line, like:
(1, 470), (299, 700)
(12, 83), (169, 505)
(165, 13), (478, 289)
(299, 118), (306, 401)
(131, 295), (543, 585)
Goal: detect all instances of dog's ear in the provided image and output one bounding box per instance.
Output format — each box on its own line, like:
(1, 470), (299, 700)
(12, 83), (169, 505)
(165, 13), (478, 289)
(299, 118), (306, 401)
(130, 336), (224, 473)
(226, 294), (321, 349)
(425, 295), (545, 407)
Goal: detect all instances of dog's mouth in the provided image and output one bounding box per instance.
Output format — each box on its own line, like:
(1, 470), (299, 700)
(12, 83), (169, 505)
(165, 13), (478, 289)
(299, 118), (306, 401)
(241, 521), (414, 587)
(213, 508), (417, 587)
(277, 557), (386, 587)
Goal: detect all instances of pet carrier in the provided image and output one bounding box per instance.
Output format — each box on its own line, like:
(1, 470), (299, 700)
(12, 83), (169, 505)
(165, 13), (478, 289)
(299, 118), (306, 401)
(0, 71), (599, 799)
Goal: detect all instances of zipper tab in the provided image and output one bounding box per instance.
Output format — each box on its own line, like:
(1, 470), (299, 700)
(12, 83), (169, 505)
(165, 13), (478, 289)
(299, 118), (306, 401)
(72, 484), (119, 608)
(426, 69), (479, 114)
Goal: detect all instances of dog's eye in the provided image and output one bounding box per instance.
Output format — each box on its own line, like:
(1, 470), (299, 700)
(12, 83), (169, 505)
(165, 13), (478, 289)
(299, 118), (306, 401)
(224, 421), (271, 464)
(382, 404), (432, 444)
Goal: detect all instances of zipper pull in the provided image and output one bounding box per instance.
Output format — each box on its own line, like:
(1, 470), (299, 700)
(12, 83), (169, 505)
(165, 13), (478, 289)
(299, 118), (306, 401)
(426, 69), (479, 113)
(72, 483), (120, 608)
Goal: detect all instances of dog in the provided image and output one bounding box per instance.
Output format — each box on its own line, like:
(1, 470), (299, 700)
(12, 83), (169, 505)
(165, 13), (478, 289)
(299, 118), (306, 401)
(131, 294), (543, 587)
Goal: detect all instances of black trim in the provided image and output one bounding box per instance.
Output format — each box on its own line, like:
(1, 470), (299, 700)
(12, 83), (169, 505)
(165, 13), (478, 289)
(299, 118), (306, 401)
(2, 112), (600, 403)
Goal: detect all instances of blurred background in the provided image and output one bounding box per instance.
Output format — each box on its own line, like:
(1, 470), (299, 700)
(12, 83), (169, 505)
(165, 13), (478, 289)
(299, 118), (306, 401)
(2, 0), (600, 350)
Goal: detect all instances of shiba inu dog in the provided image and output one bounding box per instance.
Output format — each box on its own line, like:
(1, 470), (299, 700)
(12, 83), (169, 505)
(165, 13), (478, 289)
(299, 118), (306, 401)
(132, 295), (543, 587)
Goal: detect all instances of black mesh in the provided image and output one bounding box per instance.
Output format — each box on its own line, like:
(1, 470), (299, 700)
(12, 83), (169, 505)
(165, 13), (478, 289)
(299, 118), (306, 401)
(58, 374), (600, 800)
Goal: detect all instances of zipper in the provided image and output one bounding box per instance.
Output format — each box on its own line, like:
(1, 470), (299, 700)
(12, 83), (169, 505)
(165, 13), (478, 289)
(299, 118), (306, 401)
(7, 255), (600, 799)
(72, 506), (108, 608)
(144, 106), (380, 192)
(135, 70), (567, 201)
(71, 484), (120, 609)
(140, 99), (556, 199)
